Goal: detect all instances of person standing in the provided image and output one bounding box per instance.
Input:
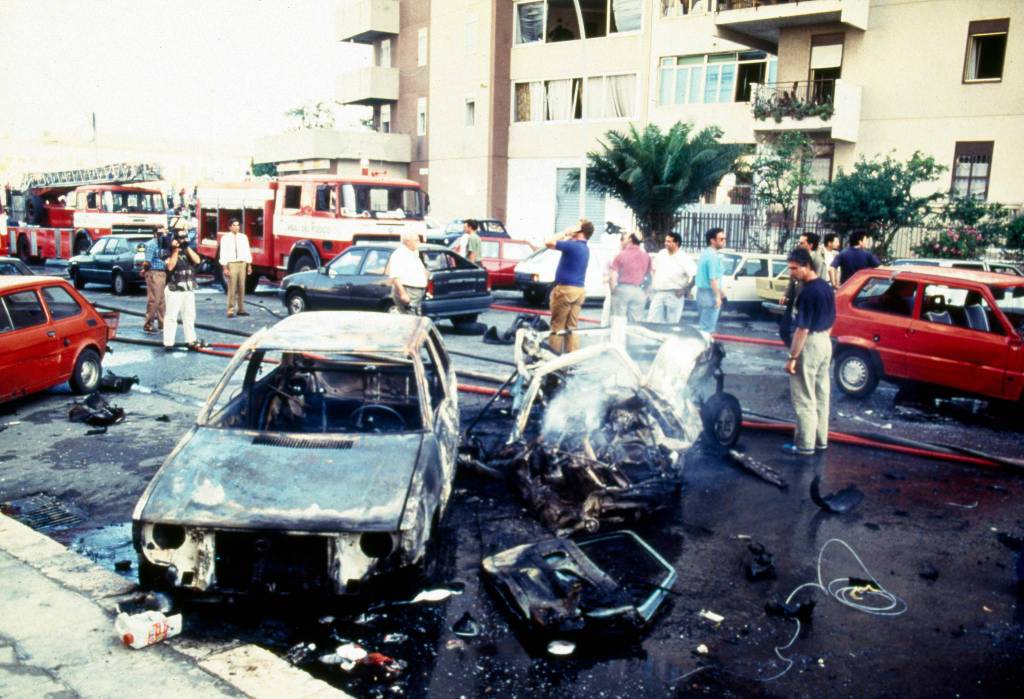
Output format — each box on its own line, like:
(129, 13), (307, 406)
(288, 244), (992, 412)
(463, 219), (482, 264)
(779, 233), (827, 345)
(647, 232), (696, 324)
(609, 231), (651, 322)
(822, 233), (841, 287)
(142, 226), (169, 333)
(219, 219), (253, 318)
(830, 230), (880, 286)
(782, 247), (836, 456)
(387, 230), (429, 315)
(163, 230), (201, 351)
(546, 219), (594, 353)
(695, 227), (727, 334)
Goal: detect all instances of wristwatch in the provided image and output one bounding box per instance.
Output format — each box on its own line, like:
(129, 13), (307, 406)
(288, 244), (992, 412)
(788, 354), (799, 361)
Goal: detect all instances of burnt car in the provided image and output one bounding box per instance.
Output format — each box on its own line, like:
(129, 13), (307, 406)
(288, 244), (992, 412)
(131, 311), (459, 595)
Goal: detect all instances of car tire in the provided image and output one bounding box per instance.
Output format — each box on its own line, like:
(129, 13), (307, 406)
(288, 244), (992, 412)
(70, 268), (86, 290)
(17, 235), (32, 263)
(70, 348), (102, 394)
(834, 348), (879, 398)
(112, 270), (128, 296)
(291, 253), (315, 274)
(523, 288), (549, 307)
(73, 233), (92, 256)
(451, 314), (479, 326)
(701, 392), (743, 449)
(285, 290), (307, 315)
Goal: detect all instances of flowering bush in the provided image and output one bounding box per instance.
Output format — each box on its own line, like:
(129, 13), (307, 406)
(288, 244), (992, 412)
(913, 226), (985, 259)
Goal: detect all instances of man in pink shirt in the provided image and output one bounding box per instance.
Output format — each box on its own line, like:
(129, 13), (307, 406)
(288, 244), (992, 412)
(609, 231), (651, 322)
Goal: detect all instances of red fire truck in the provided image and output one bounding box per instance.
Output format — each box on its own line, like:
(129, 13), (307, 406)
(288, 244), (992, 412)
(195, 174), (429, 289)
(1, 163), (166, 262)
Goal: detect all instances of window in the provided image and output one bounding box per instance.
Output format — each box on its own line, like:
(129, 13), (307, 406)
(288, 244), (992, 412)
(418, 28), (428, 67)
(922, 284), (1002, 334)
(282, 185), (301, 210)
(964, 19), (1008, 82)
(951, 141), (994, 200)
(41, 286), (82, 321)
(106, 238), (125, 254)
(662, 0), (698, 16)
(737, 258), (768, 278)
(362, 249), (392, 276)
(515, 1), (544, 44)
(416, 97), (427, 135)
(516, 1), (641, 44)
(0, 298), (12, 333)
(852, 278), (917, 317)
(315, 184), (335, 213)
(658, 51), (776, 106)
(554, 168), (605, 232)
(465, 99), (476, 127)
(4, 290), (47, 330)
(380, 104), (391, 133)
(327, 249), (366, 276)
(587, 74), (636, 118)
(380, 38), (391, 68)
(515, 79), (583, 122)
(89, 238), (109, 255)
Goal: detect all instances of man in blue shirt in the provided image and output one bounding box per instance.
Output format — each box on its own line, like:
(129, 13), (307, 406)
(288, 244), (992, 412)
(695, 227), (726, 333)
(830, 229), (880, 286)
(142, 225), (170, 333)
(783, 246), (836, 456)
(546, 219), (594, 353)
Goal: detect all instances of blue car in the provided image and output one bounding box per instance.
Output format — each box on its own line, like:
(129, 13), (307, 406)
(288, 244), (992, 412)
(67, 234), (150, 295)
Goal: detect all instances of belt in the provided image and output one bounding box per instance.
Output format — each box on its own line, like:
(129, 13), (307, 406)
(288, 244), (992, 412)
(617, 282), (641, 287)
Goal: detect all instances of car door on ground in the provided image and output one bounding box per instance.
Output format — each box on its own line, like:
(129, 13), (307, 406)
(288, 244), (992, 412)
(0, 288), (61, 399)
(905, 282), (1010, 397)
(312, 247), (367, 309)
(846, 277), (919, 378)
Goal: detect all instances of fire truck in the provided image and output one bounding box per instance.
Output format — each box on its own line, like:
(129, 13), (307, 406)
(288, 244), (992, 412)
(1, 163), (166, 262)
(195, 174), (428, 290)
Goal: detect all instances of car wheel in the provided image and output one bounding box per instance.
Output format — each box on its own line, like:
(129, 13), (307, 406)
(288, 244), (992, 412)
(70, 268), (86, 289)
(70, 348), (102, 394)
(701, 392), (743, 449)
(112, 270), (127, 296)
(834, 349), (879, 398)
(451, 314), (478, 326)
(523, 288), (549, 307)
(292, 253), (315, 274)
(285, 290), (307, 315)
(73, 234), (92, 256)
(17, 235), (31, 262)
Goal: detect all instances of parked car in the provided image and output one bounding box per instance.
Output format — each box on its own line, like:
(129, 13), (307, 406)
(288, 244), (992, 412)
(67, 233), (150, 295)
(690, 251), (789, 315)
(131, 311), (459, 595)
(478, 237), (537, 289)
(436, 218), (511, 247)
(891, 258), (1022, 276)
(0, 276), (118, 403)
(0, 257), (33, 276)
(831, 266), (1024, 401)
(513, 226), (624, 306)
(279, 242), (493, 325)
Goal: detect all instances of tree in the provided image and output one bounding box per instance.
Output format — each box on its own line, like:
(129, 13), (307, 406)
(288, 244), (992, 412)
(749, 132), (815, 253)
(816, 151), (946, 261)
(251, 160), (277, 178)
(917, 197), (1024, 260)
(284, 101), (338, 130)
(574, 123), (743, 249)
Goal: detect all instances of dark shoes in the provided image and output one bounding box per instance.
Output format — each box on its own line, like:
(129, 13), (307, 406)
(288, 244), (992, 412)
(237, 311), (250, 316)
(781, 443), (816, 456)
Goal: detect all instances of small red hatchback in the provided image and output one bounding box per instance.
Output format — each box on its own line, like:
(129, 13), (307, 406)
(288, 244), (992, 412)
(478, 237), (537, 290)
(831, 266), (1024, 401)
(0, 276), (118, 403)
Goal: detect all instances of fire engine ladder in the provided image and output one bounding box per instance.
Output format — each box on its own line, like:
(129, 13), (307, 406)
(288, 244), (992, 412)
(20, 162), (164, 190)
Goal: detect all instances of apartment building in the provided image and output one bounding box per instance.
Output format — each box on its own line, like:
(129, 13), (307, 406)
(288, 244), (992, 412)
(264, 0), (1022, 242)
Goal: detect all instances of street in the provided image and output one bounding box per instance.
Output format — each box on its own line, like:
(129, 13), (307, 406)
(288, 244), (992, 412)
(2, 269), (1022, 699)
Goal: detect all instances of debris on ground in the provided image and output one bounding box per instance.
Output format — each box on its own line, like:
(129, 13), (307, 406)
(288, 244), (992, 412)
(99, 371), (139, 393)
(919, 562), (940, 582)
(481, 530), (676, 639)
(114, 559), (132, 572)
(452, 611), (480, 638)
(114, 610), (182, 649)
(765, 599), (816, 622)
(728, 449), (787, 489)
(698, 610), (725, 626)
(483, 313), (550, 345)
(286, 642), (318, 666)
(68, 393), (125, 427)
(810, 476), (864, 514)
(745, 542), (777, 581)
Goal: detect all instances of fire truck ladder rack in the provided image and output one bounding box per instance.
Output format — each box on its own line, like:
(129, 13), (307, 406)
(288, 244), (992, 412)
(20, 162), (164, 190)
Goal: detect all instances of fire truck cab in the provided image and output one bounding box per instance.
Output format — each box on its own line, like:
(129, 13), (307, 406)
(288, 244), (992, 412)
(196, 175), (428, 287)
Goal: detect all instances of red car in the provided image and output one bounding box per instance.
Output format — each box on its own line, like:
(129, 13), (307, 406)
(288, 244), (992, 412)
(0, 276), (118, 403)
(831, 266), (1024, 401)
(478, 237), (536, 290)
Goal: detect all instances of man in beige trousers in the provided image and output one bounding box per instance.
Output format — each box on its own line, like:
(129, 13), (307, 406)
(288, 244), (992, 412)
(219, 219), (252, 317)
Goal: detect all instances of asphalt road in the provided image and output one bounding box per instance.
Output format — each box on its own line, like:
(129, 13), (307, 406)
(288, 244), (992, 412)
(2, 269), (1022, 698)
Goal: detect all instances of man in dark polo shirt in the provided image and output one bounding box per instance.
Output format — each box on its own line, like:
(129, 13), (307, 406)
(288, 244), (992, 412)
(609, 230), (651, 322)
(783, 246), (836, 456)
(546, 219), (595, 353)
(830, 229), (880, 286)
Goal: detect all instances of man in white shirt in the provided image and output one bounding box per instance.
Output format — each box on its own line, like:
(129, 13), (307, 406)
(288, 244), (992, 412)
(646, 232), (696, 324)
(218, 219), (253, 318)
(386, 230), (428, 315)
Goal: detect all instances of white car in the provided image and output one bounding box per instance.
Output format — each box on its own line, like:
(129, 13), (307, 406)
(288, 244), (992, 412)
(690, 251), (789, 315)
(512, 228), (625, 306)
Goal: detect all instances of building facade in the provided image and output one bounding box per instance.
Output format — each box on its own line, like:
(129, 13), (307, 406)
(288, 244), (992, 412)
(268, 0), (1023, 243)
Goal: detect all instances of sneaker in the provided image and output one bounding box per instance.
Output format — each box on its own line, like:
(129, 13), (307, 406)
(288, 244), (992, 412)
(781, 443), (815, 456)
(815, 444), (828, 451)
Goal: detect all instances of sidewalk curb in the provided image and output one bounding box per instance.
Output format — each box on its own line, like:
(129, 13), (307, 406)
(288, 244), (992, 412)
(0, 514), (350, 698)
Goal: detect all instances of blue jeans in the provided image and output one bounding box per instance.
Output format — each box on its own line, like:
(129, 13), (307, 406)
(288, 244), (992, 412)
(696, 287), (720, 334)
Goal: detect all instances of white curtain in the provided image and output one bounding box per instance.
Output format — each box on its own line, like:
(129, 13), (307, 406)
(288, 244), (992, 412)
(529, 81), (546, 122)
(606, 74), (636, 118)
(546, 79), (572, 120)
(587, 77), (604, 118)
(611, 0), (642, 33)
(516, 2), (544, 44)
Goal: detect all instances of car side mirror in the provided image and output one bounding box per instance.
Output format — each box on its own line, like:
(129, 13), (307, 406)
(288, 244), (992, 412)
(318, 266), (328, 275)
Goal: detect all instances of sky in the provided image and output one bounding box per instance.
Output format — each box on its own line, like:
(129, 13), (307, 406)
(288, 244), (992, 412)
(0, 0), (370, 150)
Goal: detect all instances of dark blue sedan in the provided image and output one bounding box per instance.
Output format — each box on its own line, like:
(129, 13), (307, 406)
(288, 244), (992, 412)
(67, 234), (150, 295)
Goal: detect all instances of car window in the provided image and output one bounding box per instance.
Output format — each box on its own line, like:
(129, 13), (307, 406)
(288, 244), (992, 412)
(770, 260), (788, 276)
(922, 284), (1002, 334)
(990, 285), (1024, 332)
(736, 258), (767, 278)
(480, 241), (500, 258)
(41, 286), (83, 321)
(3, 290), (48, 329)
(720, 253), (741, 276)
(0, 262), (23, 275)
(852, 278), (917, 317)
(481, 221), (508, 236)
(0, 299), (13, 333)
(107, 238), (125, 254)
(360, 249), (392, 275)
(419, 342), (445, 413)
(503, 242), (534, 261)
(421, 250), (449, 271)
(328, 249), (367, 276)
(89, 238), (109, 255)
(989, 264), (1021, 276)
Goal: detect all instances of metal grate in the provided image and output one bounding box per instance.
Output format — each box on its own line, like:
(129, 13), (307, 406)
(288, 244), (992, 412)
(252, 434), (355, 450)
(0, 493), (85, 532)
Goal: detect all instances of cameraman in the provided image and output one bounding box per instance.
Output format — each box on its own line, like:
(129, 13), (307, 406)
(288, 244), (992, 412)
(163, 229), (202, 351)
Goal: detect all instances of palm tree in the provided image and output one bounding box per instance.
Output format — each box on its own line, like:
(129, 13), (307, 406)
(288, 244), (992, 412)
(574, 123), (742, 249)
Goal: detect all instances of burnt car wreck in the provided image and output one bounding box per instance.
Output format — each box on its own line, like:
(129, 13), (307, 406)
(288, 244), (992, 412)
(131, 312), (459, 595)
(476, 323), (742, 534)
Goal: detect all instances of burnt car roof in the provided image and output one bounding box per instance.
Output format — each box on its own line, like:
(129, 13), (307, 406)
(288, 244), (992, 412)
(253, 311), (433, 354)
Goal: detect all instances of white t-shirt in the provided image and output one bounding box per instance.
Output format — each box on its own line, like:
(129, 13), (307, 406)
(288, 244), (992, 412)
(651, 249), (696, 291)
(386, 245), (428, 288)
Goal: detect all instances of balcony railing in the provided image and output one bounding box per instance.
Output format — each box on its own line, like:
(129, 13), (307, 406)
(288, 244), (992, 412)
(717, 0), (823, 10)
(751, 80), (835, 122)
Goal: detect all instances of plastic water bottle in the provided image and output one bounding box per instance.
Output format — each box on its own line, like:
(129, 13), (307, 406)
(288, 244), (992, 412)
(114, 611), (182, 649)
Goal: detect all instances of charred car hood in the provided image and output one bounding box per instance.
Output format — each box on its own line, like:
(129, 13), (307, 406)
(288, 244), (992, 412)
(137, 428), (424, 532)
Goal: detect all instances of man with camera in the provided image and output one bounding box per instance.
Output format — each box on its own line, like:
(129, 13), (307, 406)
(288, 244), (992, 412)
(163, 228), (202, 351)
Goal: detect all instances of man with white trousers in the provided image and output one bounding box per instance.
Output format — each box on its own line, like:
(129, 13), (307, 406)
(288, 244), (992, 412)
(647, 231), (696, 324)
(163, 230), (201, 351)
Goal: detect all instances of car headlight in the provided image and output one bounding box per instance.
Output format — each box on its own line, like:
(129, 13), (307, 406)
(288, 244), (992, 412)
(152, 523), (186, 549)
(359, 532), (395, 558)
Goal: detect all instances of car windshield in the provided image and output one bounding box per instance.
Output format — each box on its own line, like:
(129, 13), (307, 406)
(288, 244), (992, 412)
(720, 253), (741, 276)
(989, 285), (1024, 332)
(203, 349), (424, 434)
(104, 191), (164, 213)
(342, 185), (425, 220)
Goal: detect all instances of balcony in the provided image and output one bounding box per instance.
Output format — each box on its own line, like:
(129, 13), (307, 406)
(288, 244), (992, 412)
(714, 0), (869, 49)
(254, 129), (412, 168)
(336, 0), (399, 44)
(336, 66), (399, 105)
(750, 79), (861, 142)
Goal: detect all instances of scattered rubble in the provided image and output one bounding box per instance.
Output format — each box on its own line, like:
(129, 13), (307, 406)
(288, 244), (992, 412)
(68, 393), (125, 427)
(745, 543), (777, 581)
(483, 313), (549, 345)
(99, 371), (138, 393)
(810, 476), (864, 514)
